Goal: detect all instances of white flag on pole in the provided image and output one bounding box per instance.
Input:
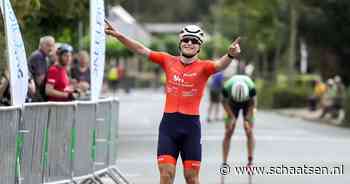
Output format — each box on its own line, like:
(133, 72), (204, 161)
(0, 0), (29, 106)
(90, 0), (106, 101)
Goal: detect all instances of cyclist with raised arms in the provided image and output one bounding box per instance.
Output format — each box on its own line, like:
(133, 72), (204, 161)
(105, 19), (241, 184)
(221, 75), (257, 168)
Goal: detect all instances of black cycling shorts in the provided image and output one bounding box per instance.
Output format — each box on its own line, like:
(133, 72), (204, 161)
(209, 89), (221, 103)
(228, 99), (254, 119)
(157, 112), (201, 170)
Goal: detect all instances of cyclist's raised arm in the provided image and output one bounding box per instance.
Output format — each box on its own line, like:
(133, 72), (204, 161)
(214, 37), (241, 72)
(105, 19), (151, 57)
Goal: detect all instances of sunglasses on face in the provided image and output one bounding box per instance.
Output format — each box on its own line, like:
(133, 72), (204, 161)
(181, 38), (201, 45)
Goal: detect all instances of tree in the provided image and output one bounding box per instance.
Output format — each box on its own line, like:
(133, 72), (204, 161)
(299, 0), (350, 83)
(119, 0), (216, 22)
(205, 0), (288, 78)
(0, 0), (41, 71)
(287, 0), (299, 76)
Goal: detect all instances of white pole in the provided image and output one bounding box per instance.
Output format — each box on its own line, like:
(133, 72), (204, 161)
(300, 40), (308, 74)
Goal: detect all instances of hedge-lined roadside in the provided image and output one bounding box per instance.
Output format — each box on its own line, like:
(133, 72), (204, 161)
(257, 74), (350, 126)
(256, 75), (314, 109)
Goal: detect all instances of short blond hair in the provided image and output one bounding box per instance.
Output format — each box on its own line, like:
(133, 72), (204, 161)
(39, 36), (55, 49)
(78, 50), (90, 62)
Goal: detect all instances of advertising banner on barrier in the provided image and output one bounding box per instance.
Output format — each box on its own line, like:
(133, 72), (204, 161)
(90, 0), (106, 101)
(0, 0), (29, 106)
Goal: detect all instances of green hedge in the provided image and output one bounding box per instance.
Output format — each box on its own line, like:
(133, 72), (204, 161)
(256, 79), (274, 108)
(82, 36), (133, 59)
(257, 75), (314, 109)
(271, 86), (310, 108)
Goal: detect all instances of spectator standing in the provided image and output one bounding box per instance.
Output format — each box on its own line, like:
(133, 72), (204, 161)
(45, 44), (77, 101)
(0, 68), (36, 106)
(333, 75), (346, 115)
(28, 36), (55, 101)
(107, 62), (119, 94)
(320, 79), (337, 118)
(71, 50), (91, 97)
(0, 69), (11, 106)
(309, 79), (327, 111)
(207, 71), (224, 122)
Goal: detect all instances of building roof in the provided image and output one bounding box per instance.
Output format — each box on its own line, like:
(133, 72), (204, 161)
(108, 6), (151, 45)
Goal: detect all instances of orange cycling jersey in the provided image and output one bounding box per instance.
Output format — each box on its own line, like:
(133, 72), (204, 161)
(149, 51), (217, 115)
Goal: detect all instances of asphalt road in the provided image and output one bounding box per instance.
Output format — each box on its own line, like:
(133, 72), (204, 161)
(114, 89), (350, 184)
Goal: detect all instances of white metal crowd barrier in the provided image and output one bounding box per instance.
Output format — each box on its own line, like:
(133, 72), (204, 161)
(0, 98), (130, 184)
